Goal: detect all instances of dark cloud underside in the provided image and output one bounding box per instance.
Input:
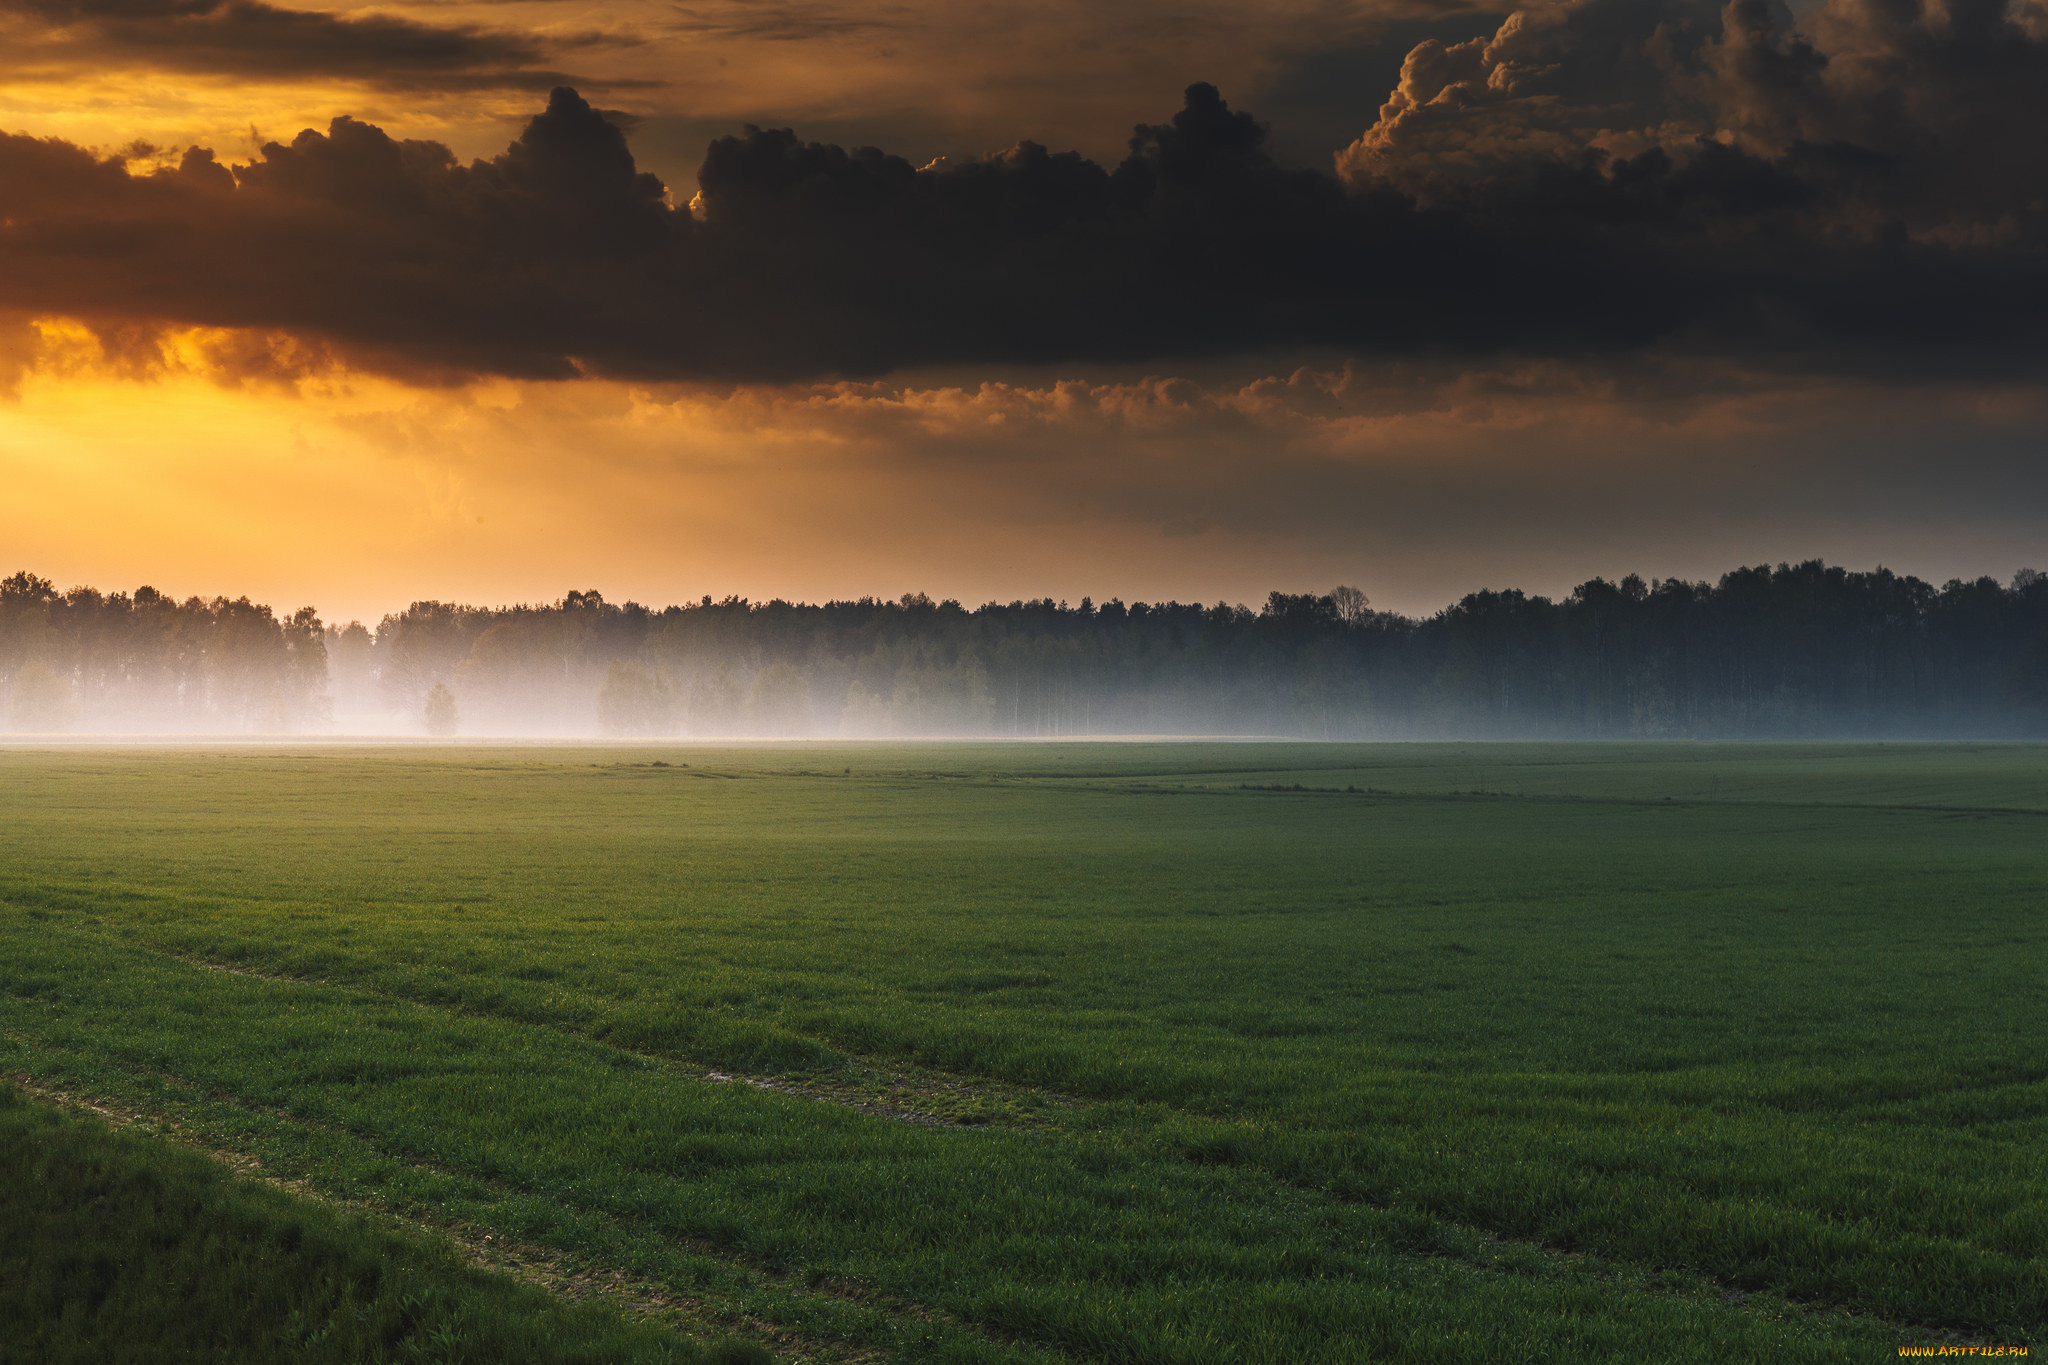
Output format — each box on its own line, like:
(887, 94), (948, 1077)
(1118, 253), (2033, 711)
(0, 0), (634, 90)
(663, 3), (900, 41)
(0, 0), (2044, 382)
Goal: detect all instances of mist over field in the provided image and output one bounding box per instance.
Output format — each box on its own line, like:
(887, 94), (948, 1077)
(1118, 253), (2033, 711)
(6, 562), (2048, 739)
(8, 0), (2048, 1354)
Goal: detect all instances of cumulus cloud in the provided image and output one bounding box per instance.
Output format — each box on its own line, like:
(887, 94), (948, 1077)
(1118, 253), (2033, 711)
(1338, 0), (2048, 239)
(1335, 0), (1721, 192)
(1, 0), (2046, 386)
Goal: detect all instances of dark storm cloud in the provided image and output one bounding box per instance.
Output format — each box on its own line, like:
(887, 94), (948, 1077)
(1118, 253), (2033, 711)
(0, 0), (632, 90)
(1, 0), (2045, 383)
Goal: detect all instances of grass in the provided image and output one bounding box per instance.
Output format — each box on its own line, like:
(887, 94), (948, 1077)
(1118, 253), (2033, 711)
(0, 1084), (768, 1364)
(1, 740), (2043, 1362)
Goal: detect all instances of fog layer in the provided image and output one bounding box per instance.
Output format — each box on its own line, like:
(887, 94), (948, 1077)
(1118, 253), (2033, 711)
(5, 563), (2047, 739)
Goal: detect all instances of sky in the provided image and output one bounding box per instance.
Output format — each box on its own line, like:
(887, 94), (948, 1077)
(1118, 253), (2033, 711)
(1, 0), (2045, 624)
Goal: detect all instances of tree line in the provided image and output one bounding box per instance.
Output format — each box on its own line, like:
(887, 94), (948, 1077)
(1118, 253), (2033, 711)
(3, 563), (2046, 737)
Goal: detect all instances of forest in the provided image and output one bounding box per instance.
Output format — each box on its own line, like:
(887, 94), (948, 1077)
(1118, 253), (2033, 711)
(3, 563), (2046, 738)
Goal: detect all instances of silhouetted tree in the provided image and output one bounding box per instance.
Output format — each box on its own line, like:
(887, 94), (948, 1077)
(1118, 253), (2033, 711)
(9, 562), (2048, 737)
(747, 660), (813, 736)
(326, 621), (375, 721)
(423, 682), (460, 737)
(5, 659), (76, 733)
(596, 659), (675, 736)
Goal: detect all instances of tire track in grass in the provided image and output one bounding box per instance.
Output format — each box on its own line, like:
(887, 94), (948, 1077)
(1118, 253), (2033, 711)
(11, 1040), (1932, 1365)
(49, 933), (1987, 1350)
(8, 1072), (883, 1365)
(3, 1063), (1056, 1365)
(164, 947), (1071, 1131)
(164, 947), (2030, 1346)
(7, 930), (1112, 1361)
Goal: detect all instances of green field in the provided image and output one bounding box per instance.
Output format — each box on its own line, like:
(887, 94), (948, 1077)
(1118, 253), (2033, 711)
(0, 1087), (768, 1365)
(2, 742), (2044, 1362)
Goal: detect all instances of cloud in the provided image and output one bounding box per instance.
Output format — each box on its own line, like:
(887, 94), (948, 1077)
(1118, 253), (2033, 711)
(1, 1), (2046, 386)
(1337, 0), (2048, 238)
(0, 0), (637, 91)
(663, 3), (905, 42)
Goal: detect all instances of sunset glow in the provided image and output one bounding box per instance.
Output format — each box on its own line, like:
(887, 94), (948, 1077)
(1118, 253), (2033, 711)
(2, 0), (2044, 622)
(5, 13), (2048, 1358)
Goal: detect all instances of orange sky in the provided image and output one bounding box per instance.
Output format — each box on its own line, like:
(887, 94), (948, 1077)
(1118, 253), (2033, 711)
(0, 0), (1458, 184)
(2, 0), (2045, 621)
(6, 324), (2045, 624)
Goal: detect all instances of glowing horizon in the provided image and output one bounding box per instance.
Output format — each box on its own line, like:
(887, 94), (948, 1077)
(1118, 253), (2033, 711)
(2, 0), (2044, 623)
